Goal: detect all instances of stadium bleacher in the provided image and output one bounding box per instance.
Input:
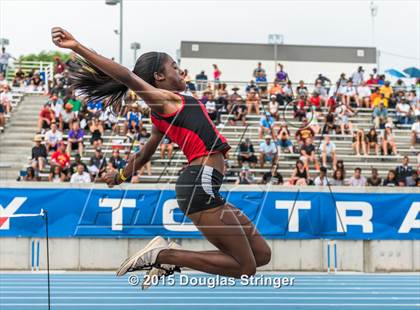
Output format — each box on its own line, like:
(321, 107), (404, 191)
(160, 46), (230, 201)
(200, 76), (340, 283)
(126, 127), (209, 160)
(0, 59), (419, 186)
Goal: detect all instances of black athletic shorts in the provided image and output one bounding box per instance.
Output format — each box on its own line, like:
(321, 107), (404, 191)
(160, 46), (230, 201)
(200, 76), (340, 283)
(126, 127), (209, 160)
(175, 165), (225, 215)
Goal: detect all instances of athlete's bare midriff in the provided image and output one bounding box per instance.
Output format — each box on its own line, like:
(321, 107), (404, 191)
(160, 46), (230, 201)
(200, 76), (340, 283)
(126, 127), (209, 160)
(189, 152), (225, 175)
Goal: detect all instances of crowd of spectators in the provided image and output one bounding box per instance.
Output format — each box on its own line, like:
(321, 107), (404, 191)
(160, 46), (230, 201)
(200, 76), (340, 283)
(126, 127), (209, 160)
(1, 51), (419, 187)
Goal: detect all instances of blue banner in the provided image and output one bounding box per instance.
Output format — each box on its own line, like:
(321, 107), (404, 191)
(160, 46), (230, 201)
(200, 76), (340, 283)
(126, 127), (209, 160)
(0, 187), (419, 239)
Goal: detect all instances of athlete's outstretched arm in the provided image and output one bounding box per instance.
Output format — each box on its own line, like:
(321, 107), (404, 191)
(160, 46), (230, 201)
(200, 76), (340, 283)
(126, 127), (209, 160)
(104, 126), (163, 187)
(51, 27), (177, 110)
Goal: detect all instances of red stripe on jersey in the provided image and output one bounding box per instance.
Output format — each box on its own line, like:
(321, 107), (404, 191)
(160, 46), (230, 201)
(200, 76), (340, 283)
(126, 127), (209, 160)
(151, 116), (208, 163)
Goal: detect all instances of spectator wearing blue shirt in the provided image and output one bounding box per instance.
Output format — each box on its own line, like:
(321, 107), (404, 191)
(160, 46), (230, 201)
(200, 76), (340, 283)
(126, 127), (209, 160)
(255, 71), (268, 95)
(372, 102), (388, 129)
(245, 80), (259, 93)
(259, 135), (278, 168)
(125, 102), (143, 134)
(87, 100), (103, 119)
(259, 112), (275, 139)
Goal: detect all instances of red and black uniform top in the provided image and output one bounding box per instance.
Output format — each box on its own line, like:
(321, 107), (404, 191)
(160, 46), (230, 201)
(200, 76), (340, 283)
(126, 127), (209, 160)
(150, 93), (231, 163)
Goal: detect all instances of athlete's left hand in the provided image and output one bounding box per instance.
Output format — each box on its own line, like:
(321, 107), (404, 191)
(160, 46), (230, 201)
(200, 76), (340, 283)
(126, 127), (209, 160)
(104, 171), (122, 188)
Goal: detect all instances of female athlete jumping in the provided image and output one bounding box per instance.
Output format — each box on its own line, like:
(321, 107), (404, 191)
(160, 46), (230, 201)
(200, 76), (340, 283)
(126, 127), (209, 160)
(51, 27), (271, 282)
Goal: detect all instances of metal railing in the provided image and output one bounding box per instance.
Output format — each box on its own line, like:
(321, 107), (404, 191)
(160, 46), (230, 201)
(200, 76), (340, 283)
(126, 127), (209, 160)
(6, 60), (54, 93)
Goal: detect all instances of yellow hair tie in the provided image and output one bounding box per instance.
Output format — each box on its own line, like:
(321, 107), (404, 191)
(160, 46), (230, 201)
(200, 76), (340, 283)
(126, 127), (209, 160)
(119, 170), (128, 182)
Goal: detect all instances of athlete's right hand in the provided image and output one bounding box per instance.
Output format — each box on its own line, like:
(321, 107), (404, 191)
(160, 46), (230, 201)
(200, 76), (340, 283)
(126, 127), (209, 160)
(51, 27), (79, 49)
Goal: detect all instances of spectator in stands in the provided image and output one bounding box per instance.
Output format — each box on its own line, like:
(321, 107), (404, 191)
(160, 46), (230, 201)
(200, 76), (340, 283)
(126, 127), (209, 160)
(314, 80), (328, 102)
(59, 103), (76, 131)
(351, 66), (364, 86)
(406, 171), (419, 187)
(410, 116), (420, 152)
(348, 167), (366, 186)
(213, 64), (221, 83)
(48, 165), (66, 183)
(382, 125), (399, 156)
(48, 94), (64, 121)
(70, 163), (91, 183)
(229, 97), (247, 126)
(309, 91), (322, 110)
(262, 163), (283, 185)
(0, 95), (5, 132)
(29, 72), (44, 92)
(54, 56), (66, 75)
(37, 103), (54, 133)
(255, 71), (268, 96)
(322, 108), (337, 134)
(276, 64), (289, 83)
(314, 166), (329, 186)
(283, 81), (294, 102)
(86, 99), (103, 119)
(50, 141), (70, 173)
(320, 135), (337, 169)
(69, 154), (87, 177)
(31, 135), (47, 175)
(125, 102), (142, 134)
(67, 121), (84, 155)
(295, 120), (315, 146)
(268, 95), (280, 120)
(357, 81), (371, 108)
(65, 52), (82, 72)
(380, 81), (393, 101)
(45, 122), (63, 153)
(0, 84), (12, 114)
(296, 80), (308, 97)
(366, 128), (380, 156)
(0, 47), (15, 75)
(246, 88), (260, 115)
(343, 80), (359, 107)
(395, 156), (413, 185)
(67, 91), (82, 116)
(330, 169), (345, 186)
(383, 170), (398, 186)
(371, 89), (388, 108)
(306, 106), (321, 134)
(372, 102), (388, 129)
(259, 112), (275, 139)
(160, 136), (173, 160)
(276, 123), (294, 154)
(337, 73), (348, 88)
(294, 95), (307, 121)
(268, 81), (283, 103)
(396, 98), (413, 125)
(195, 70), (208, 91)
(352, 128), (367, 156)
(253, 62), (266, 79)
(289, 160), (309, 186)
(88, 147), (107, 178)
(366, 74), (379, 88)
(235, 167), (255, 185)
(13, 68), (25, 87)
(0, 73), (8, 87)
(205, 93), (219, 124)
(300, 137), (319, 170)
(110, 149), (126, 171)
(367, 168), (382, 186)
(89, 117), (104, 149)
(23, 167), (36, 182)
(237, 138), (257, 168)
(336, 103), (355, 135)
(259, 135), (277, 168)
(315, 73), (331, 88)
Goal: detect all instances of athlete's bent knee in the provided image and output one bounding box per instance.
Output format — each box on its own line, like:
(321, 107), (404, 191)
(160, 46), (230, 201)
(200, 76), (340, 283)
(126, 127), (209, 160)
(256, 246), (272, 267)
(240, 263), (257, 277)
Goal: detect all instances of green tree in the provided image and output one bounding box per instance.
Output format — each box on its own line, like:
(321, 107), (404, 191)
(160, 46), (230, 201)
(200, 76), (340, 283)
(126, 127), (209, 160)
(18, 51), (70, 63)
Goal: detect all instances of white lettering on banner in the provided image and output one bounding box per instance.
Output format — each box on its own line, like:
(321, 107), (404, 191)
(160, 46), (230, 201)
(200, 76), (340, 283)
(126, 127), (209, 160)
(336, 202), (373, 233)
(99, 198), (136, 231)
(398, 202), (420, 233)
(0, 197), (27, 230)
(162, 200), (198, 232)
(275, 200), (311, 232)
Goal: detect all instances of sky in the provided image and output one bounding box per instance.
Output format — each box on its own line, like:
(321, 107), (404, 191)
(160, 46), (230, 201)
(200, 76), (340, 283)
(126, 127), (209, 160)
(0, 0), (419, 73)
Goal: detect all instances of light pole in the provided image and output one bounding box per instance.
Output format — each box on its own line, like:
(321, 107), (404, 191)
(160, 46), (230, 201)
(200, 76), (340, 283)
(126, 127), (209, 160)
(130, 42), (141, 65)
(106, 0), (123, 64)
(268, 34), (284, 76)
(369, 1), (379, 71)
